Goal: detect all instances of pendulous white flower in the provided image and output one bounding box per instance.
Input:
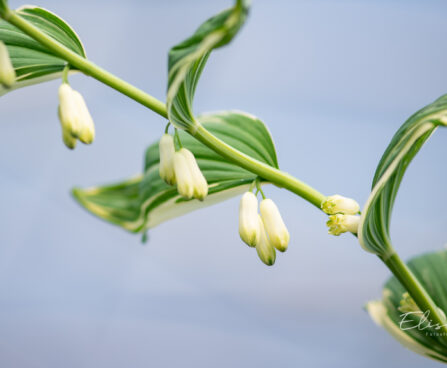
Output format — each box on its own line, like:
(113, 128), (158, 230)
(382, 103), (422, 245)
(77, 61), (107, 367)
(256, 215), (276, 266)
(181, 148), (208, 201)
(0, 41), (15, 88)
(58, 106), (77, 149)
(260, 198), (290, 252)
(58, 83), (81, 148)
(173, 148), (195, 199)
(238, 192), (261, 247)
(71, 89), (95, 144)
(159, 134), (176, 185)
(326, 214), (360, 236)
(321, 194), (360, 215)
(58, 83), (95, 149)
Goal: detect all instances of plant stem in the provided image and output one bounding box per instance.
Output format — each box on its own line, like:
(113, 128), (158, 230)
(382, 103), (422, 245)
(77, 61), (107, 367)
(2, 7), (327, 209)
(382, 252), (447, 341)
(5, 5), (446, 345)
(194, 124), (326, 208)
(3, 8), (167, 118)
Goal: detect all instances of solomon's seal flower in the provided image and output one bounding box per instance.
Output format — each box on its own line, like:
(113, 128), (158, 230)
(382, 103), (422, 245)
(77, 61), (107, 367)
(260, 198), (290, 252)
(0, 40), (15, 88)
(326, 214), (360, 236)
(238, 192), (261, 247)
(321, 194), (360, 215)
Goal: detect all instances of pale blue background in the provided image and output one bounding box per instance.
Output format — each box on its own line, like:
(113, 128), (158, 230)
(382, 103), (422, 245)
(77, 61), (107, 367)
(1, 0), (447, 367)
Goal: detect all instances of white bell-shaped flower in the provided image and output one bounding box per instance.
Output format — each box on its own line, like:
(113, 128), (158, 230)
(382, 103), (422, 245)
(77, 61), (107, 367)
(326, 214), (360, 236)
(58, 83), (95, 149)
(71, 89), (95, 144)
(159, 134), (176, 185)
(256, 215), (276, 266)
(0, 41), (16, 88)
(58, 83), (81, 148)
(180, 148), (208, 201)
(260, 198), (290, 252)
(58, 106), (77, 149)
(173, 149), (195, 199)
(321, 194), (360, 215)
(238, 192), (261, 247)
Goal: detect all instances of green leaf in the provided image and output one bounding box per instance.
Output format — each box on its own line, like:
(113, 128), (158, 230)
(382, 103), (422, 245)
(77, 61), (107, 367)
(366, 249), (447, 363)
(358, 95), (447, 256)
(0, 5), (85, 96)
(73, 111), (278, 233)
(167, 0), (249, 131)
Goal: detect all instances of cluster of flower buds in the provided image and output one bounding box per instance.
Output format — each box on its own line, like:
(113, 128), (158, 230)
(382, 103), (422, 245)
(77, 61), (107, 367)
(58, 83), (95, 149)
(159, 133), (208, 201)
(0, 41), (16, 88)
(239, 191), (289, 266)
(321, 194), (360, 236)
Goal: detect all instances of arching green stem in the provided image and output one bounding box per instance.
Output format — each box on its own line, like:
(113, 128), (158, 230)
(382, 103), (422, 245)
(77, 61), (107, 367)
(2, 7), (167, 118)
(2, 4), (446, 345)
(1, 6), (326, 209)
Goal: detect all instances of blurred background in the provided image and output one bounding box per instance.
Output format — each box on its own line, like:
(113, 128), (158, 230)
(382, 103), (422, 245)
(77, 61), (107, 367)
(1, 0), (447, 367)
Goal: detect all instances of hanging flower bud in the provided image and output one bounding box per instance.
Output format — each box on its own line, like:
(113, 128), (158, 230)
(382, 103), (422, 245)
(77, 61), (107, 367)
(326, 214), (360, 236)
(256, 215), (276, 266)
(58, 83), (96, 149)
(238, 192), (261, 247)
(58, 83), (81, 148)
(321, 194), (360, 215)
(159, 134), (177, 185)
(71, 90), (95, 144)
(58, 106), (77, 149)
(173, 149), (195, 199)
(180, 148), (208, 201)
(260, 198), (290, 252)
(0, 41), (15, 88)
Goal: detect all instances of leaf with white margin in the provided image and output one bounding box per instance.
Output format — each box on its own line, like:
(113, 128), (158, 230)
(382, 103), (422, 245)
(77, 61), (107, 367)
(366, 249), (447, 363)
(167, 0), (250, 131)
(358, 94), (447, 257)
(0, 6), (85, 96)
(72, 111), (278, 233)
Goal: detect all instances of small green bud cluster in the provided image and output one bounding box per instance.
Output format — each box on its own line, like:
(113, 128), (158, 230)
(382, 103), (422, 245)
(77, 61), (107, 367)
(158, 133), (208, 201)
(58, 83), (95, 149)
(0, 41), (16, 88)
(239, 191), (290, 266)
(322, 194), (360, 236)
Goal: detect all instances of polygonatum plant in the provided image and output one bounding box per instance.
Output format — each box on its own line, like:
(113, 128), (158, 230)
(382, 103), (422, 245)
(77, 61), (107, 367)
(1, 0), (447, 363)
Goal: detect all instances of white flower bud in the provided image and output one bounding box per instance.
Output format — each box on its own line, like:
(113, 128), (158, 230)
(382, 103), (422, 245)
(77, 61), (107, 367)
(326, 214), (360, 236)
(256, 215), (276, 266)
(58, 106), (77, 150)
(0, 41), (15, 88)
(58, 84), (95, 148)
(238, 192), (261, 247)
(58, 83), (81, 141)
(71, 90), (95, 144)
(260, 198), (289, 252)
(180, 148), (208, 201)
(173, 149), (195, 199)
(321, 194), (360, 215)
(159, 134), (176, 185)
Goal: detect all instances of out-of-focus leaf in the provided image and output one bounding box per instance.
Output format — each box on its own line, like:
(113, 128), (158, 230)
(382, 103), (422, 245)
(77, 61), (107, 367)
(366, 249), (447, 363)
(359, 95), (447, 256)
(72, 111), (278, 233)
(0, 5), (85, 96)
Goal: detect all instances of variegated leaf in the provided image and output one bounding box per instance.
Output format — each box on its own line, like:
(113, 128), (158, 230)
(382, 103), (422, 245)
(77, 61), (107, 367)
(73, 111), (278, 233)
(0, 5), (85, 96)
(167, 0), (250, 131)
(358, 95), (447, 256)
